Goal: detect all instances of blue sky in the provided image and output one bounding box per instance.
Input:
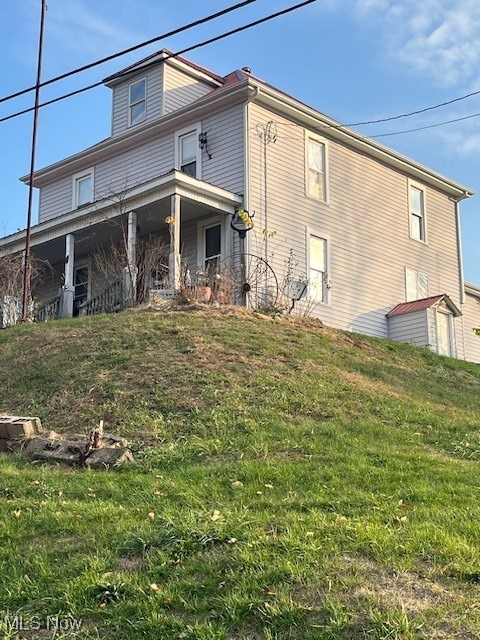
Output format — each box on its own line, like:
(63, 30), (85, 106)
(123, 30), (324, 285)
(0, 0), (478, 284)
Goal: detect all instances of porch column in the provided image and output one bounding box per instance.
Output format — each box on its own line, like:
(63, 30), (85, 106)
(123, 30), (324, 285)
(169, 194), (181, 290)
(60, 233), (75, 318)
(125, 210), (137, 304)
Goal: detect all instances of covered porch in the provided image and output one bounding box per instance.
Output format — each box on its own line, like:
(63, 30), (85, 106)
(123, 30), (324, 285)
(0, 170), (243, 323)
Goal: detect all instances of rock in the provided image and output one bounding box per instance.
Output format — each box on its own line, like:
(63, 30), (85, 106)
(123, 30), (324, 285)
(85, 447), (135, 469)
(23, 436), (84, 465)
(0, 416), (43, 439)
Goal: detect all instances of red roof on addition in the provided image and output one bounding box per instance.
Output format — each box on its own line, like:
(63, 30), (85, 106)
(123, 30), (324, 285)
(386, 294), (461, 318)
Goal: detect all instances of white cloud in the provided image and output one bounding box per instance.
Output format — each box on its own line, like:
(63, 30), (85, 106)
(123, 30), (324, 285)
(45, 0), (143, 61)
(352, 0), (480, 88)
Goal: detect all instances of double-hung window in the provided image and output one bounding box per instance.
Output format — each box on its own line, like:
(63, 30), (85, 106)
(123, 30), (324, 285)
(180, 132), (197, 177)
(409, 182), (426, 242)
(306, 135), (327, 201)
(175, 123), (201, 178)
(73, 169), (94, 209)
(129, 78), (146, 126)
(308, 233), (329, 304)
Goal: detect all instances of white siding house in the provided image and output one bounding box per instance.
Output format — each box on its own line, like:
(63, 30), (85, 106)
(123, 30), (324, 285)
(1, 49), (479, 362)
(462, 284), (480, 364)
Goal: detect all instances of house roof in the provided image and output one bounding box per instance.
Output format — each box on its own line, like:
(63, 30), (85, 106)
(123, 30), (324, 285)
(103, 49), (224, 87)
(386, 294), (462, 318)
(465, 282), (480, 299)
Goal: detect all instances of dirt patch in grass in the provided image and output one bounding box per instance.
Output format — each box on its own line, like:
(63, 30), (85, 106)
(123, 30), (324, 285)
(342, 554), (452, 613)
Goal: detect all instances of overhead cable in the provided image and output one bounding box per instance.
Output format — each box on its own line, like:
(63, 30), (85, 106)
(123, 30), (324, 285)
(0, 0), (260, 105)
(347, 88), (480, 127)
(0, 0), (317, 125)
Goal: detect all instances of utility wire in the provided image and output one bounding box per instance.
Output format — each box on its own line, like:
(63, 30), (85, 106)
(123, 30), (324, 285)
(370, 111), (480, 138)
(0, 0), (260, 106)
(0, 0), (317, 125)
(347, 88), (480, 127)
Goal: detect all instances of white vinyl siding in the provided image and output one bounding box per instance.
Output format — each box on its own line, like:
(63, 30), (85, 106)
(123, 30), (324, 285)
(38, 176), (72, 223)
(463, 289), (480, 364)
(38, 104), (245, 223)
(163, 64), (215, 115)
(129, 78), (146, 126)
(409, 181), (427, 242)
(247, 102), (462, 339)
(387, 310), (429, 346)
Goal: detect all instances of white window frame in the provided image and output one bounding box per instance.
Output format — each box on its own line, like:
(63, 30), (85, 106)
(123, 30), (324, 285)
(72, 168), (94, 209)
(306, 228), (331, 306)
(305, 132), (328, 203)
(128, 77), (146, 127)
(408, 179), (427, 243)
(175, 123), (202, 179)
(197, 216), (227, 272)
(405, 267), (429, 302)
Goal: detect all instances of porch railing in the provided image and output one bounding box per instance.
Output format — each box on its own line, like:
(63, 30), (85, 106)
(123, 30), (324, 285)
(35, 294), (61, 323)
(78, 280), (126, 316)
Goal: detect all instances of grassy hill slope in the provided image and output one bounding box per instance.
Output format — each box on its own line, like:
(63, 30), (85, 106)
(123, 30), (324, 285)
(0, 308), (480, 639)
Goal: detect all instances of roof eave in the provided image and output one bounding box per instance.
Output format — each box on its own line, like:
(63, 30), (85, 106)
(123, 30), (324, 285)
(21, 80), (252, 187)
(251, 82), (474, 200)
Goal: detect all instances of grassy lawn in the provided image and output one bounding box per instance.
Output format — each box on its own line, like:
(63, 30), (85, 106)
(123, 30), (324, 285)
(0, 308), (480, 639)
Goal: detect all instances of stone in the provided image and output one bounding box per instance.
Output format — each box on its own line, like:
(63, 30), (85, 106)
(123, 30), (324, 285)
(0, 416), (43, 440)
(85, 447), (135, 469)
(23, 437), (84, 465)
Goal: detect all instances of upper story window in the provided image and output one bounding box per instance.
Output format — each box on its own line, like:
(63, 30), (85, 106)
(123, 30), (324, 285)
(129, 78), (146, 126)
(306, 134), (327, 201)
(405, 267), (429, 301)
(73, 168), (94, 209)
(175, 123), (201, 178)
(409, 181), (427, 242)
(308, 233), (330, 304)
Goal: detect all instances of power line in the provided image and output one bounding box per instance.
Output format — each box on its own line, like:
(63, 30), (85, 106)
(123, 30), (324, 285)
(0, 0), (260, 106)
(347, 88), (480, 127)
(0, 0), (317, 125)
(370, 111), (480, 138)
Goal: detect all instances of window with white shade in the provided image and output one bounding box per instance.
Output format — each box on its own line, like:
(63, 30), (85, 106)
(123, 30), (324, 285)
(72, 168), (94, 209)
(308, 233), (330, 304)
(306, 135), (327, 201)
(175, 123), (202, 178)
(405, 267), (429, 301)
(409, 182), (426, 242)
(129, 78), (146, 126)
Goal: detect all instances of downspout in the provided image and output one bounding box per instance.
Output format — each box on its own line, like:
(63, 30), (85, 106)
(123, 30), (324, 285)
(243, 84), (259, 258)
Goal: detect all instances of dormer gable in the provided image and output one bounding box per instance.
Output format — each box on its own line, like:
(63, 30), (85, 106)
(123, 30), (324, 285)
(103, 49), (223, 137)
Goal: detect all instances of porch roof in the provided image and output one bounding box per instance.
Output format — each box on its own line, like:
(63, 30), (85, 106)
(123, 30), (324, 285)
(1, 170), (243, 258)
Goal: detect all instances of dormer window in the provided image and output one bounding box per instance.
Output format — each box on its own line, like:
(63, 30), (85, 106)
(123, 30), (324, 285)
(129, 78), (146, 126)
